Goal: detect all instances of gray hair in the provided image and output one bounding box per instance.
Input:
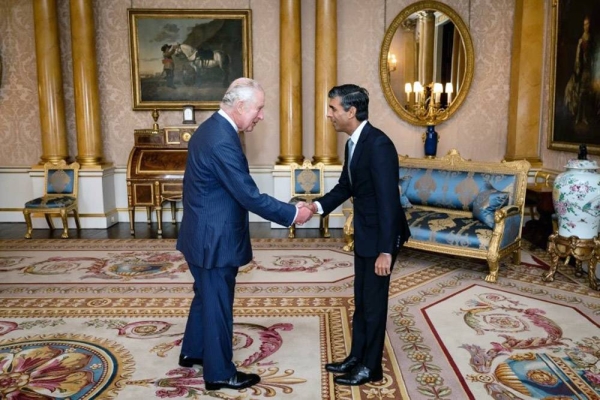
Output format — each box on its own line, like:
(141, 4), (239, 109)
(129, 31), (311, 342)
(221, 78), (263, 108)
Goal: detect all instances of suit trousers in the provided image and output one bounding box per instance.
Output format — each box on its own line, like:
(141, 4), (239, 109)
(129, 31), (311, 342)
(349, 254), (395, 372)
(181, 263), (239, 381)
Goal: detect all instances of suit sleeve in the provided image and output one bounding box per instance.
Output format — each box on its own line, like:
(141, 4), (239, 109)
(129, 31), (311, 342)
(211, 138), (296, 227)
(371, 136), (401, 254)
(316, 150), (352, 215)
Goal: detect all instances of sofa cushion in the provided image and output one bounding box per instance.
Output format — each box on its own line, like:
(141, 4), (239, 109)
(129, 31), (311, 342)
(399, 167), (517, 211)
(472, 189), (509, 228)
(399, 175), (413, 208)
(404, 209), (493, 250)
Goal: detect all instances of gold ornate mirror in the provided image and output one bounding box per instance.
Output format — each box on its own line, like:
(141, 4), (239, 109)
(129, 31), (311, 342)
(380, 1), (474, 126)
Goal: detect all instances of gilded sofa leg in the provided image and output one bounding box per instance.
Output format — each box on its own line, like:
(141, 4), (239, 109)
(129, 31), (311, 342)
(60, 209), (69, 238)
(485, 260), (499, 283)
(23, 209), (33, 239)
(288, 224), (296, 238)
(343, 239), (354, 252)
(512, 249), (521, 265)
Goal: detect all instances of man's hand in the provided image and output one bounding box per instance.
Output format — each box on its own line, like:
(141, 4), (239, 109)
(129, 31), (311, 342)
(374, 253), (392, 276)
(294, 203), (314, 225)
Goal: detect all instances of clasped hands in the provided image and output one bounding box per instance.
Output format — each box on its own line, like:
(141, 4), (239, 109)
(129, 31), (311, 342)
(293, 201), (317, 225)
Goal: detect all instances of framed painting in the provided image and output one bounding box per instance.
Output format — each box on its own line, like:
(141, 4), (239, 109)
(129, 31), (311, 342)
(128, 9), (252, 111)
(548, 0), (600, 154)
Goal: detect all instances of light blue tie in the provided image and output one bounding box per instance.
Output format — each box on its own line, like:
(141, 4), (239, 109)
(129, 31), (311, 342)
(348, 139), (355, 183)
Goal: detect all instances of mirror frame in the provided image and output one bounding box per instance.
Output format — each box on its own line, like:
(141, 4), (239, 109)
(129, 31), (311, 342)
(379, 1), (475, 126)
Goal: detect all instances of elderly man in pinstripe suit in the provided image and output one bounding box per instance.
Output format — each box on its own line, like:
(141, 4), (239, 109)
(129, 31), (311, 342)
(176, 78), (313, 391)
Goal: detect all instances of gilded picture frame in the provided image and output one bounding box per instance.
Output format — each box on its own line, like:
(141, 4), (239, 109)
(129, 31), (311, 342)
(548, 0), (600, 154)
(128, 9), (252, 111)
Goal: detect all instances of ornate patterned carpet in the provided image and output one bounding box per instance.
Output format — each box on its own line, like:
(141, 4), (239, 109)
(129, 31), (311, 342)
(0, 238), (598, 399)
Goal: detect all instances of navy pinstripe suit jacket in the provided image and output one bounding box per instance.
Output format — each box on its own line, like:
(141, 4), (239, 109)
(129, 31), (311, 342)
(177, 112), (297, 269)
(317, 122), (410, 258)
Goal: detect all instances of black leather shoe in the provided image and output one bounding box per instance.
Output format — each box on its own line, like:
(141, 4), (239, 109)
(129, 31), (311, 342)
(205, 371), (260, 391)
(334, 364), (383, 386)
(325, 355), (359, 374)
(179, 354), (204, 368)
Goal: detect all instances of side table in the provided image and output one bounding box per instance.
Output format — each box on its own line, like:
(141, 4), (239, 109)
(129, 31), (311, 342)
(543, 233), (599, 290)
(523, 183), (555, 249)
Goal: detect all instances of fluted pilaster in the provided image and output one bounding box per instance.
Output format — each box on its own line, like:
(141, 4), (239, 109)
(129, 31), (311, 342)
(277, 0), (303, 165)
(70, 0), (105, 168)
(313, 0), (340, 165)
(33, 0), (68, 165)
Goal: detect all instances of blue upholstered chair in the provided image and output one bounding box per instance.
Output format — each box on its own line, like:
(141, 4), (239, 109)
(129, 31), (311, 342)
(288, 160), (330, 238)
(23, 161), (81, 239)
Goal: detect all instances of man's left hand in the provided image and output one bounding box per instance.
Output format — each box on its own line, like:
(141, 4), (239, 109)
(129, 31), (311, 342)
(374, 253), (392, 276)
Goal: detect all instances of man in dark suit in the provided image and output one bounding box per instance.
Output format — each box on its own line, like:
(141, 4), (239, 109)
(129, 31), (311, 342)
(309, 84), (410, 386)
(176, 78), (313, 391)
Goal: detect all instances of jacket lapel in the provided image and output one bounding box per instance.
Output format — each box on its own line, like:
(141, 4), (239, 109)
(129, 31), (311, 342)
(349, 122), (370, 173)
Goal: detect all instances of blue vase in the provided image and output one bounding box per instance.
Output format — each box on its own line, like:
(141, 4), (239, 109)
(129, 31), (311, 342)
(424, 125), (438, 158)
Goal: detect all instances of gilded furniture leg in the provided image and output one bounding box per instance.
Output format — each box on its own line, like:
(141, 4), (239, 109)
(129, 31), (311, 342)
(127, 182), (135, 235)
(73, 209), (81, 229)
(543, 234), (560, 282)
(288, 224), (296, 239)
(128, 207), (135, 235)
(512, 249), (521, 265)
(589, 254), (599, 290)
(23, 209), (33, 239)
(484, 260), (499, 283)
(44, 214), (54, 229)
(170, 201), (177, 223)
(60, 209), (69, 238)
(321, 215), (330, 238)
(146, 207), (152, 224)
(574, 260), (584, 277)
(342, 210), (354, 252)
(156, 207), (163, 238)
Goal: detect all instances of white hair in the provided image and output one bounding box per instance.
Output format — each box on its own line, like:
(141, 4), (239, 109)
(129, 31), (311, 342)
(221, 78), (263, 108)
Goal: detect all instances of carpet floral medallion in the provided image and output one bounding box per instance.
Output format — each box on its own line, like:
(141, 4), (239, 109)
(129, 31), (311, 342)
(0, 238), (598, 399)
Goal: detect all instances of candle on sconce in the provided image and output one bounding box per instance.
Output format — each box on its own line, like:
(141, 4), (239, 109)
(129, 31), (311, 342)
(445, 82), (454, 104)
(414, 81), (423, 104)
(405, 83), (412, 103)
(433, 83), (443, 104)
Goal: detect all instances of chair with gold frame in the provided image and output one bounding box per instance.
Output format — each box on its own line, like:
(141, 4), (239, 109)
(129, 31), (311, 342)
(288, 160), (330, 238)
(23, 161), (81, 239)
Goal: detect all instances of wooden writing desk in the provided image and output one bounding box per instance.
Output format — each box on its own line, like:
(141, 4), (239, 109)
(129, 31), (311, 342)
(126, 126), (195, 238)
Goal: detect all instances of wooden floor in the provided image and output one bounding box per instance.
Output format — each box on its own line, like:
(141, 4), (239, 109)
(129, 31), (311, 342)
(0, 222), (344, 240)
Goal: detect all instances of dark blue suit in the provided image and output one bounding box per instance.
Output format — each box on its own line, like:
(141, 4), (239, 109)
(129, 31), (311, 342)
(317, 122), (410, 372)
(177, 112), (296, 381)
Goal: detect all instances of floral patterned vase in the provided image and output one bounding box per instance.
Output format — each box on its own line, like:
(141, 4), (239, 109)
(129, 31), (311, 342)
(553, 159), (600, 239)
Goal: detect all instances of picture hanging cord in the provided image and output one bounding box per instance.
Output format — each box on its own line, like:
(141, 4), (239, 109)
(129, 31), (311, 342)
(468, 0), (471, 29)
(384, 0), (387, 33)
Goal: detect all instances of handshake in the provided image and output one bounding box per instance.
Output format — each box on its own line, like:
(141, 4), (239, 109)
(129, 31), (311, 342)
(293, 201), (318, 225)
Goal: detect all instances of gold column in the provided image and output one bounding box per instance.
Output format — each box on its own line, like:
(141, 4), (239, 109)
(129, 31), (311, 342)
(33, 0), (68, 165)
(277, 0), (303, 165)
(505, 0), (544, 165)
(313, 0), (340, 165)
(419, 11), (435, 86)
(70, 0), (105, 168)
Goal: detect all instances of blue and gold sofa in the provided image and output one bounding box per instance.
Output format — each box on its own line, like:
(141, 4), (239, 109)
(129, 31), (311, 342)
(344, 149), (531, 283)
(399, 149), (530, 282)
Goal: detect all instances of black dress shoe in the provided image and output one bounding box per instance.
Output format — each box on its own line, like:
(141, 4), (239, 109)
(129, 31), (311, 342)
(205, 371), (260, 391)
(179, 354), (204, 368)
(334, 364), (383, 386)
(325, 355), (359, 373)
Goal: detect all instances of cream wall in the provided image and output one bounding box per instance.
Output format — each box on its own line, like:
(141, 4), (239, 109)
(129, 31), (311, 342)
(0, 0), (575, 170)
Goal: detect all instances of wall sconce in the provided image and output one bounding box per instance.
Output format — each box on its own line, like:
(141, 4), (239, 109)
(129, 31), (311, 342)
(387, 53), (397, 72)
